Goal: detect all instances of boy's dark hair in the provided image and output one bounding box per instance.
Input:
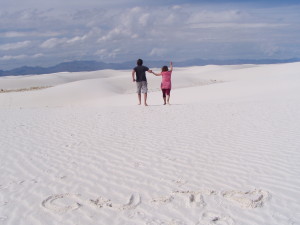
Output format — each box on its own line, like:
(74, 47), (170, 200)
(137, 59), (143, 66)
(162, 65), (168, 72)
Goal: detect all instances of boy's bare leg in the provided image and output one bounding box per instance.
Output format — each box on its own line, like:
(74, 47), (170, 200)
(138, 94), (141, 105)
(163, 97), (166, 105)
(144, 93), (148, 106)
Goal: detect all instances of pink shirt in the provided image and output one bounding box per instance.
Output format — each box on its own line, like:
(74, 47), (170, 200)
(161, 71), (172, 89)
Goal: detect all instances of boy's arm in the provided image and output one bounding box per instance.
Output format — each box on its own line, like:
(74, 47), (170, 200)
(170, 61), (173, 71)
(152, 71), (161, 76)
(132, 70), (136, 82)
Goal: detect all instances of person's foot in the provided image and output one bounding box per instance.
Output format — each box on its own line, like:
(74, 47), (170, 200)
(144, 103), (148, 106)
(138, 103), (141, 105)
(163, 103), (166, 105)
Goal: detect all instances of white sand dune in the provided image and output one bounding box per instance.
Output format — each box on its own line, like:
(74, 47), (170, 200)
(0, 63), (300, 225)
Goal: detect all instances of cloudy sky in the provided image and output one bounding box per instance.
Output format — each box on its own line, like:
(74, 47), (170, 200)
(1, 0), (300, 70)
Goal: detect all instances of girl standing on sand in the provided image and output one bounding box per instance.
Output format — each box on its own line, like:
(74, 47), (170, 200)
(151, 62), (173, 105)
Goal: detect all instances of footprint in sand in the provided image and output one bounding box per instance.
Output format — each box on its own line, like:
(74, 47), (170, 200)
(197, 212), (235, 225)
(0, 216), (8, 222)
(222, 189), (270, 209)
(41, 193), (82, 213)
(133, 162), (143, 168)
(151, 190), (214, 208)
(145, 218), (168, 225)
(0, 202), (8, 207)
(89, 196), (112, 208)
(171, 178), (187, 187)
(151, 195), (174, 205)
(89, 193), (141, 210)
(182, 193), (206, 208)
(187, 193), (206, 208)
(118, 193), (141, 210)
(174, 190), (216, 208)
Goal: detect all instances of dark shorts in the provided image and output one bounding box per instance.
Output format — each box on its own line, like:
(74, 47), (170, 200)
(162, 89), (171, 97)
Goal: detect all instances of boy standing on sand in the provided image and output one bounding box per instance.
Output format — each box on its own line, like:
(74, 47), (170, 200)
(132, 59), (152, 106)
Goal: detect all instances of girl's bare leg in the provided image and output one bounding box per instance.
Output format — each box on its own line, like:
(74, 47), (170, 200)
(166, 95), (170, 105)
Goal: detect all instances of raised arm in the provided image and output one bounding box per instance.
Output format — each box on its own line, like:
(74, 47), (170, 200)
(170, 61), (173, 71)
(132, 70), (136, 82)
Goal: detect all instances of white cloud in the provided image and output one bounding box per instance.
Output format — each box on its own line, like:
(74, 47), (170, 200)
(0, 55), (27, 60)
(66, 35), (88, 44)
(98, 28), (135, 42)
(32, 53), (44, 58)
(189, 23), (288, 29)
(40, 35), (88, 48)
(1, 0), (142, 10)
(109, 48), (121, 58)
(95, 49), (107, 55)
(40, 38), (67, 48)
(95, 48), (121, 59)
(139, 14), (150, 26)
(34, 28), (92, 51)
(149, 48), (168, 57)
(187, 10), (243, 24)
(0, 53), (44, 61)
(0, 41), (31, 51)
(1, 31), (61, 38)
(172, 5), (182, 10)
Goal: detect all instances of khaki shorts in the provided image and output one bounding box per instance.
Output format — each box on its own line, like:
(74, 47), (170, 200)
(136, 81), (148, 94)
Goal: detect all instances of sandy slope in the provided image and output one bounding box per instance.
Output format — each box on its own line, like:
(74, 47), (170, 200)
(0, 63), (300, 225)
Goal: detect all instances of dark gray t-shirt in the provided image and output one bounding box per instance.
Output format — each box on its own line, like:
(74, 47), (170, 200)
(133, 65), (149, 82)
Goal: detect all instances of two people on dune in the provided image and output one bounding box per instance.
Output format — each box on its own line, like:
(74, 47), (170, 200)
(132, 59), (173, 106)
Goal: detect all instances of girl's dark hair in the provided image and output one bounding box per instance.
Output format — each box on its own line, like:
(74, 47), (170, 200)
(137, 59), (143, 66)
(162, 65), (168, 72)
